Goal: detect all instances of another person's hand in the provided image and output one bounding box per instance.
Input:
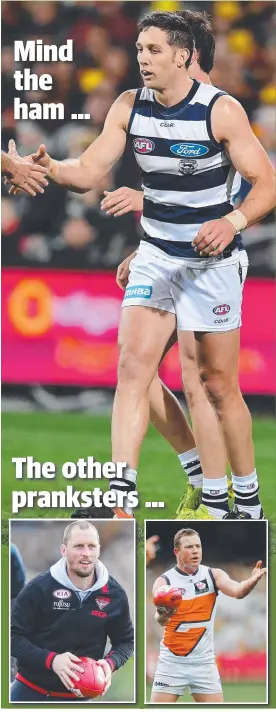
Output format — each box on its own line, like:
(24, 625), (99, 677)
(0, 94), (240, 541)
(97, 658), (112, 695)
(116, 250), (137, 290)
(251, 560), (267, 582)
(7, 140), (52, 196)
(101, 187), (143, 217)
(146, 535), (159, 565)
(52, 652), (84, 690)
(2, 143), (49, 197)
(192, 217), (236, 257)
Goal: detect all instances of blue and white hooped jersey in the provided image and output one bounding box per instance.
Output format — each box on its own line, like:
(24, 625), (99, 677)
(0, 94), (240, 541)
(128, 80), (242, 257)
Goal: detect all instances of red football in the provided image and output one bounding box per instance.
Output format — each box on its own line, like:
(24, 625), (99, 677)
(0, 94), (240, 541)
(153, 585), (182, 609)
(71, 657), (106, 699)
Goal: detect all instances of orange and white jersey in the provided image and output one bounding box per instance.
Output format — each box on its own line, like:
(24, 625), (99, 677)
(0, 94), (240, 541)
(159, 564), (218, 664)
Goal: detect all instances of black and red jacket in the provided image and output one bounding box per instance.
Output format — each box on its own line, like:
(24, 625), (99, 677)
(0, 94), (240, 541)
(11, 570), (134, 694)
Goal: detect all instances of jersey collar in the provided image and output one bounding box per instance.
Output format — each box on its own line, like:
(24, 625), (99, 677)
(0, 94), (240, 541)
(153, 79), (200, 117)
(174, 565), (199, 577)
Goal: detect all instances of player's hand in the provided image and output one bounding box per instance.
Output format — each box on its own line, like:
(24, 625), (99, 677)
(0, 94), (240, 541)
(192, 217), (236, 257)
(7, 140), (52, 196)
(116, 251), (137, 290)
(101, 187), (143, 217)
(52, 652), (84, 690)
(251, 560), (267, 582)
(97, 659), (112, 695)
(146, 535), (159, 565)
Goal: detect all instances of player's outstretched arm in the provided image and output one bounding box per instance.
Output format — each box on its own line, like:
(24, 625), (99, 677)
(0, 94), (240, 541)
(8, 91), (136, 195)
(2, 147), (48, 196)
(213, 561), (267, 599)
(193, 96), (276, 257)
(152, 577), (176, 626)
(101, 187), (143, 217)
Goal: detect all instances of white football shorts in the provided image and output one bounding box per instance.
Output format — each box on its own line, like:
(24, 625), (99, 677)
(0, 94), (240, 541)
(152, 657), (222, 696)
(122, 241), (248, 332)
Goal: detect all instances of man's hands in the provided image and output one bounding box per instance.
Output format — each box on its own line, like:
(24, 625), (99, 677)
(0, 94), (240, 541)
(52, 652), (84, 690)
(192, 217), (236, 257)
(6, 140), (52, 196)
(2, 142), (49, 197)
(101, 187), (143, 217)
(116, 250), (136, 289)
(251, 560), (267, 582)
(97, 659), (112, 695)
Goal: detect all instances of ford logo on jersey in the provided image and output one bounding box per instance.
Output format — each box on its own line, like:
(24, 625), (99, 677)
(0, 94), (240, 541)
(170, 143), (209, 157)
(133, 138), (155, 154)
(124, 285), (152, 299)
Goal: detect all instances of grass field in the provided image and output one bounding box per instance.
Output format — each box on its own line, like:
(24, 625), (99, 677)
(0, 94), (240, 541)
(146, 681), (267, 703)
(2, 412), (276, 530)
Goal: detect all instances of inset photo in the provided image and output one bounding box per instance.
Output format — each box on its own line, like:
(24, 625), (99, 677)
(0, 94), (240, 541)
(145, 520), (267, 705)
(10, 519), (135, 703)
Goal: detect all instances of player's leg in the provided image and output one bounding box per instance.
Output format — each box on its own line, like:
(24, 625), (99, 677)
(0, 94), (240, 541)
(190, 661), (223, 703)
(111, 304), (176, 515)
(197, 328), (263, 519)
(150, 690), (179, 702)
(192, 691), (224, 703)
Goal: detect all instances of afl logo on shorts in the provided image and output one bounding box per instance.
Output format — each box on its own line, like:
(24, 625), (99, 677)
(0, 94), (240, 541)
(53, 589), (72, 599)
(213, 304), (231, 315)
(133, 138), (155, 154)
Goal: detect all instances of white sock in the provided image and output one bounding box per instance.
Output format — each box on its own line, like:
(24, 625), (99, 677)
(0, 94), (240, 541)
(110, 467), (137, 515)
(232, 470), (261, 519)
(178, 448), (203, 488)
(202, 476), (229, 518)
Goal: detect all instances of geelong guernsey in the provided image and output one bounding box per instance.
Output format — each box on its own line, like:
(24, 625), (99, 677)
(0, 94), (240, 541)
(159, 564), (218, 664)
(128, 80), (243, 258)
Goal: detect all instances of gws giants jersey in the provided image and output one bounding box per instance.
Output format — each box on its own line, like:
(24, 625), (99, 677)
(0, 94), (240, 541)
(159, 564), (218, 664)
(128, 81), (242, 255)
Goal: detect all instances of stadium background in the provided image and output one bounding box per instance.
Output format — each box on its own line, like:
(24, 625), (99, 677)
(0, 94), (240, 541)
(9, 519), (135, 702)
(145, 521), (267, 703)
(1, 1), (276, 707)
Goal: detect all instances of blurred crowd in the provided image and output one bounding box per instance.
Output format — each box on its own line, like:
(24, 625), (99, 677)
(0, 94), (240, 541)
(2, 0), (275, 275)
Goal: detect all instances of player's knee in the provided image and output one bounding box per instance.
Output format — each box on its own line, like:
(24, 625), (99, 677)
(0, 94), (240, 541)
(204, 372), (238, 409)
(117, 347), (150, 387)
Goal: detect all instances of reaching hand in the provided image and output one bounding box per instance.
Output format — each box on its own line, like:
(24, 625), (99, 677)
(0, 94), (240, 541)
(52, 652), (84, 691)
(116, 250), (137, 290)
(192, 217), (236, 257)
(251, 560), (267, 582)
(96, 659), (112, 695)
(6, 140), (52, 196)
(101, 187), (143, 217)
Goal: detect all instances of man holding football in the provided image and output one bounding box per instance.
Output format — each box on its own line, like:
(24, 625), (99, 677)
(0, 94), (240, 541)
(151, 527), (266, 703)
(11, 521), (134, 702)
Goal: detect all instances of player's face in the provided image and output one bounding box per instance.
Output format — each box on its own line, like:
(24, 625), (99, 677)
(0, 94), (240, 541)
(175, 535), (202, 569)
(62, 527), (100, 578)
(136, 27), (188, 91)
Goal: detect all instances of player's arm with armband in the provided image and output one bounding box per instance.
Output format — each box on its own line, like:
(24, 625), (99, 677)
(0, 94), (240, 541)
(192, 95), (276, 257)
(213, 561), (267, 600)
(7, 91), (136, 195)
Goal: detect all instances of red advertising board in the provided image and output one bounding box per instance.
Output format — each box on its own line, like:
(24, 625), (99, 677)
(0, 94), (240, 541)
(2, 269), (275, 394)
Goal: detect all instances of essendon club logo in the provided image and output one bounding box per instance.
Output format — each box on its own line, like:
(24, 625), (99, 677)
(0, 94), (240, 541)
(95, 596), (110, 610)
(213, 304), (231, 316)
(133, 138), (155, 154)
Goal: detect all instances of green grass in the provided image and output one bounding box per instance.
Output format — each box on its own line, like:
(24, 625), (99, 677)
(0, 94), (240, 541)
(146, 681), (266, 703)
(2, 412), (276, 527)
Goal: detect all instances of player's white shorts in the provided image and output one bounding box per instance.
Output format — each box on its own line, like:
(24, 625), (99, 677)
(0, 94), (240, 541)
(152, 657), (222, 696)
(122, 241), (248, 332)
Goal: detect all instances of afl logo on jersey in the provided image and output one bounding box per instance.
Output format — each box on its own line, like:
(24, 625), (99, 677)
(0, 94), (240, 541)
(133, 138), (155, 154)
(170, 143), (209, 157)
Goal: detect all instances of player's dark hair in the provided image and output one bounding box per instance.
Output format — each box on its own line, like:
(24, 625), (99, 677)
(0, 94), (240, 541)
(174, 528), (200, 548)
(63, 521), (100, 546)
(178, 10), (215, 73)
(138, 11), (194, 68)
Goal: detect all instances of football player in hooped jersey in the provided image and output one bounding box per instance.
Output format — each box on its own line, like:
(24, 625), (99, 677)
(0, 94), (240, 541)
(8, 12), (275, 521)
(151, 528), (266, 703)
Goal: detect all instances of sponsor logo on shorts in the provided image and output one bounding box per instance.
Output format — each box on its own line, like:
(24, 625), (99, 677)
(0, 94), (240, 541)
(194, 579), (209, 595)
(53, 600), (71, 609)
(124, 285), (152, 299)
(133, 138), (155, 154)
(53, 589), (72, 599)
(153, 681), (169, 687)
(91, 610), (107, 618)
(214, 318), (229, 324)
(213, 304), (231, 315)
(95, 596), (110, 609)
(170, 143), (209, 157)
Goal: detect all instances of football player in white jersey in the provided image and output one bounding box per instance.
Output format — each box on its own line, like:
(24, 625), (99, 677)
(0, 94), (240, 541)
(7, 12), (275, 521)
(151, 527), (266, 703)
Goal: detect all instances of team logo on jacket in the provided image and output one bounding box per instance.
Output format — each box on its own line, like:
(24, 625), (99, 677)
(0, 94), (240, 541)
(95, 596), (110, 609)
(170, 143), (209, 157)
(194, 579), (209, 594)
(133, 138), (155, 154)
(179, 159), (197, 175)
(213, 304), (231, 315)
(53, 589), (72, 599)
